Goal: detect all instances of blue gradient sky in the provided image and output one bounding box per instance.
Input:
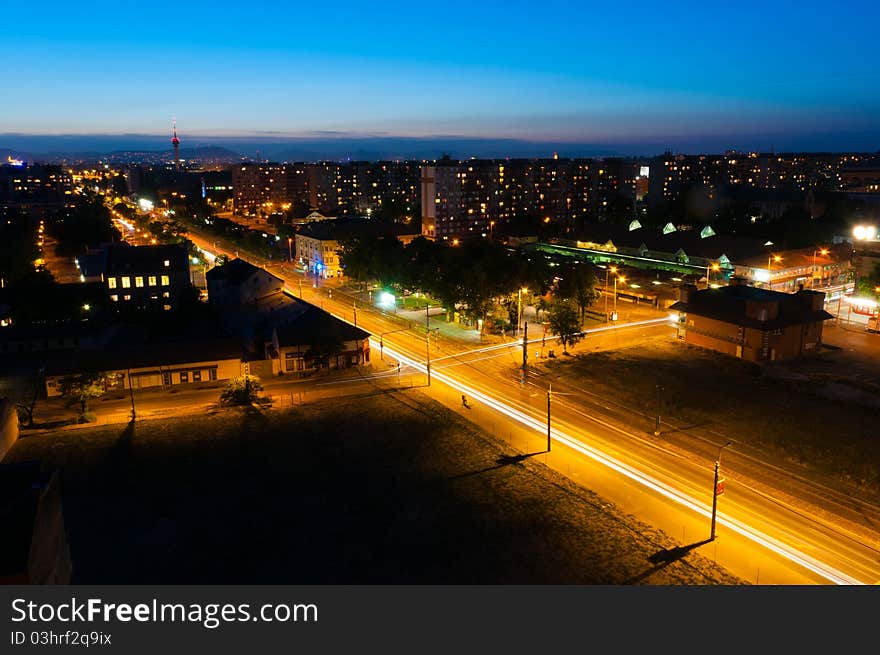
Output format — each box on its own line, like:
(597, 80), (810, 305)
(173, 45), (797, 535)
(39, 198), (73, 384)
(3, 0), (878, 152)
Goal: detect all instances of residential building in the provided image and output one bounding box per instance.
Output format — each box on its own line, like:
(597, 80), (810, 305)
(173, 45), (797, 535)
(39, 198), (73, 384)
(670, 282), (833, 362)
(85, 243), (192, 312)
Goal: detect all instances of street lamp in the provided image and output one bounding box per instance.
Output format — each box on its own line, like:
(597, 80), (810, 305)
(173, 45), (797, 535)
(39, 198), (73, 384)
(706, 262), (720, 289)
(710, 440), (733, 541)
(613, 275), (625, 318)
(517, 287), (528, 337)
(287, 237), (293, 262)
(812, 248), (829, 286)
(604, 266), (617, 321)
(767, 254), (782, 289)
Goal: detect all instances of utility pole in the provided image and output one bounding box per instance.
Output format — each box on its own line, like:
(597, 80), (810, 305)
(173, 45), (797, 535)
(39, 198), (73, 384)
(420, 327), (433, 387)
(426, 303), (430, 332)
(127, 368), (136, 421)
(521, 321), (528, 385)
(353, 301), (357, 327)
(654, 383), (663, 436)
(711, 441), (733, 541)
(546, 382), (552, 452)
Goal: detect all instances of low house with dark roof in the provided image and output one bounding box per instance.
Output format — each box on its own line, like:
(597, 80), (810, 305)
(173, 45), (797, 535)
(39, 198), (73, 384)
(206, 257), (284, 305)
(40, 336), (246, 396)
(670, 281), (834, 362)
(268, 305), (370, 375)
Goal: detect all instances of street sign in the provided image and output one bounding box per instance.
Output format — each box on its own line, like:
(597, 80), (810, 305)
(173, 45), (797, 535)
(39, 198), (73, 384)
(716, 478), (726, 496)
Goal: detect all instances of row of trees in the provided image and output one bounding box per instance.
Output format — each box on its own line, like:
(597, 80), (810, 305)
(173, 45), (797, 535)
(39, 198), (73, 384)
(339, 235), (599, 337)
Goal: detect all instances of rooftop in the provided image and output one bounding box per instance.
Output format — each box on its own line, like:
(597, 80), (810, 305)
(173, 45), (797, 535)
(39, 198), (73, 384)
(670, 284), (834, 329)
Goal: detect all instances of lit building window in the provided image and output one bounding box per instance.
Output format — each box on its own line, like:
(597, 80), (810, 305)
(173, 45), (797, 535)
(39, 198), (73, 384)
(164, 260), (170, 267)
(124, 294), (131, 301)
(148, 276), (157, 286)
(163, 291), (170, 298)
(135, 276), (144, 287)
(161, 275), (170, 286)
(108, 277), (117, 289)
(121, 276), (131, 288)
(110, 294), (118, 302)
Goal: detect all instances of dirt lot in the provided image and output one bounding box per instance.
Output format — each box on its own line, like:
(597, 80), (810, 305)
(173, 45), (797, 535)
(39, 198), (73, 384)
(541, 334), (880, 494)
(3, 390), (742, 585)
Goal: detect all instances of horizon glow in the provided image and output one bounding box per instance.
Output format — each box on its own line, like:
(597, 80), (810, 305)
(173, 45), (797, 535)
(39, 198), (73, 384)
(2, 0), (879, 153)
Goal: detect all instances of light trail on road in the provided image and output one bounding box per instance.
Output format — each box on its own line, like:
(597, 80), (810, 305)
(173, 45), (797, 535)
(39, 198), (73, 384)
(377, 338), (865, 586)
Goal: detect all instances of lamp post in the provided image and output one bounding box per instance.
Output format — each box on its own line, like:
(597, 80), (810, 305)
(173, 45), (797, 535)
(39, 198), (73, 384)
(767, 255), (781, 290)
(546, 382), (552, 452)
(710, 440), (733, 541)
(706, 262), (720, 289)
(604, 266), (617, 321)
(287, 237), (292, 262)
(517, 287), (528, 337)
(654, 383), (663, 436)
(812, 248), (829, 287)
(613, 275), (625, 318)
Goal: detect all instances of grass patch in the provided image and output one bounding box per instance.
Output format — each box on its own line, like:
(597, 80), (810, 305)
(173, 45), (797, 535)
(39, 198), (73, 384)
(5, 391), (742, 585)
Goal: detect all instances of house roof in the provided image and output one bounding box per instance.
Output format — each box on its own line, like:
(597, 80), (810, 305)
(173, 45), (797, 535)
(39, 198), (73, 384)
(0, 335), (244, 378)
(103, 243), (189, 275)
(275, 304), (370, 346)
(670, 285), (834, 330)
(206, 257), (273, 286)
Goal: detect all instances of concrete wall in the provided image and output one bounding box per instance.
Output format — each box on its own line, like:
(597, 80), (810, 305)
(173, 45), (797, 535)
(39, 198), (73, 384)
(0, 398), (19, 462)
(28, 472), (73, 584)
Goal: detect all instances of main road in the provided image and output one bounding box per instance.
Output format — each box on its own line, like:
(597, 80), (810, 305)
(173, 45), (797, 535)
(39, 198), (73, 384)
(185, 226), (880, 585)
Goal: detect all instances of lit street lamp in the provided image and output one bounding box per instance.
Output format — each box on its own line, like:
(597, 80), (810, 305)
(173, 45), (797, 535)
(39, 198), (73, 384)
(604, 265), (617, 321)
(517, 287), (528, 337)
(767, 254), (782, 290)
(812, 248), (829, 286)
(613, 275), (625, 318)
(710, 440), (733, 541)
(706, 262), (720, 289)
(287, 237), (293, 262)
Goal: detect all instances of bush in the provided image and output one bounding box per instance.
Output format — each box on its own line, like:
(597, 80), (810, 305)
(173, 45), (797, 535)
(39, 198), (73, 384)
(219, 375), (264, 407)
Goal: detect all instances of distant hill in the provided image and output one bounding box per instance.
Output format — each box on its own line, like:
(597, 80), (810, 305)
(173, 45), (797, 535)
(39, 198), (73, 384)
(179, 146), (240, 160)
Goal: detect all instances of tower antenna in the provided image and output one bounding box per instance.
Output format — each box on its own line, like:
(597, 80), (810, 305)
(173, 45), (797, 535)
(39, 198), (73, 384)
(171, 118), (181, 173)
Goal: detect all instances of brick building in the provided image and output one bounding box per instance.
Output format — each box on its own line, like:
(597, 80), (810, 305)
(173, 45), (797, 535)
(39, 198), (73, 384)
(670, 282), (833, 362)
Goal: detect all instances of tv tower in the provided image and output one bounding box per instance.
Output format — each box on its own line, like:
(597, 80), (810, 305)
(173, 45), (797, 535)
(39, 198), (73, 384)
(171, 119), (180, 172)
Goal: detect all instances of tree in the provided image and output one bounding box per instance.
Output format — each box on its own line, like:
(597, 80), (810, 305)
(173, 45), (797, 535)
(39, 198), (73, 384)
(59, 371), (116, 418)
(856, 263), (880, 299)
(547, 299), (583, 355)
(14, 368), (45, 426)
(219, 375), (265, 406)
(556, 263), (599, 321)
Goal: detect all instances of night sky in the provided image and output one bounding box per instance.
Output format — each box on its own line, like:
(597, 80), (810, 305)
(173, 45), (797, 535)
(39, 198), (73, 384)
(3, 0), (878, 153)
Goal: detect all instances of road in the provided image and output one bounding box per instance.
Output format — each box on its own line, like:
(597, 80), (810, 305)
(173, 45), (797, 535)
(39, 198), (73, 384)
(180, 225), (880, 585)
